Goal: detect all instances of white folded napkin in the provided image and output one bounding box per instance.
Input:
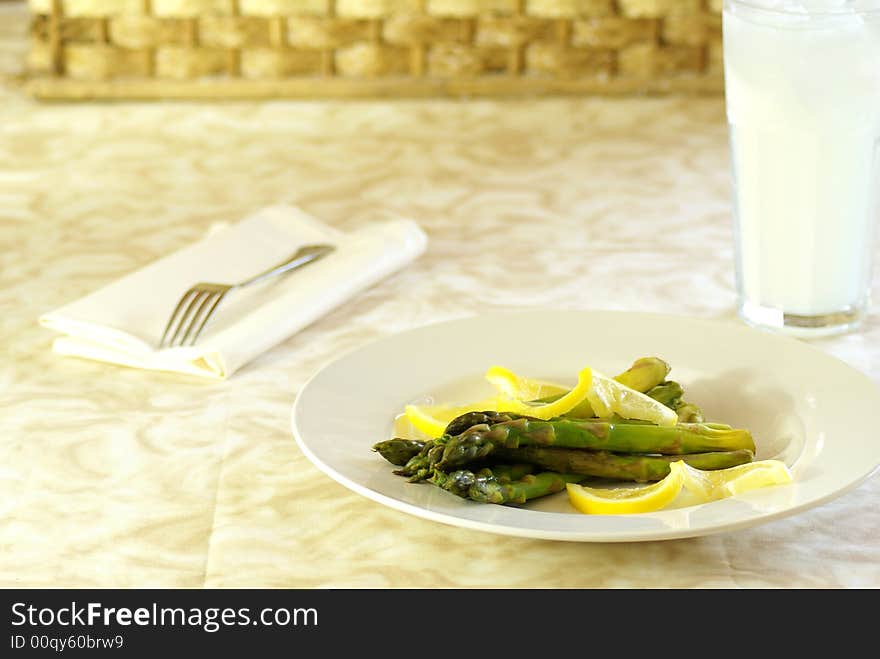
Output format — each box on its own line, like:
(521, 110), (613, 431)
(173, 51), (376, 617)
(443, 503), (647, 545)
(39, 205), (428, 379)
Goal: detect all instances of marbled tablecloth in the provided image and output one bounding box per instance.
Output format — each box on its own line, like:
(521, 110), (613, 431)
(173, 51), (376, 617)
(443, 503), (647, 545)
(2, 3), (878, 588)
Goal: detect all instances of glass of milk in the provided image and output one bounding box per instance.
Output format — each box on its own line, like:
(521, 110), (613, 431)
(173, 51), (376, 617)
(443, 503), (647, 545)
(724, 0), (880, 336)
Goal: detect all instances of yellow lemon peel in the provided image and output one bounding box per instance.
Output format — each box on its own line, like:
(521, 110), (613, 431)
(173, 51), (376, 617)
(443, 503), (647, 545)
(404, 364), (596, 439)
(566, 461), (686, 515)
(566, 459), (793, 515)
(587, 371), (679, 427)
(484, 366), (570, 401)
(677, 459), (793, 500)
(403, 398), (499, 438)
(491, 366), (594, 420)
(485, 364), (676, 426)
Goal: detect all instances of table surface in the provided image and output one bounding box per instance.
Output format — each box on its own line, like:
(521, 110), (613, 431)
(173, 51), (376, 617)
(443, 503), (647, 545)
(2, 3), (879, 588)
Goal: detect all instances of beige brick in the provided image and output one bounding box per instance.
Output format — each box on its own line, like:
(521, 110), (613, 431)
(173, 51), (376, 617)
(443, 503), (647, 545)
(110, 16), (157, 48)
(476, 16), (553, 47)
(199, 16), (270, 48)
(383, 16), (470, 45)
(526, 0), (614, 18)
(152, 0), (234, 18)
(287, 18), (372, 48)
(428, 43), (486, 76)
(65, 44), (152, 78)
(240, 0), (329, 15)
(661, 13), (721, 46)
(336, 0), (421, 18)
(62, 0), (146, 17)
(335, 43), (409, 75)
(110, 16), (190, 48)
(60, 18), (106, 43)
(618, 42), (703, 76)
(572, 18), (657, 48)
(156, 46), (228, 77)
(427, 0), (518, 17)
(241, 47), (323, 76)
(618, 0), (701, 19)
(526, 43), (612, 76)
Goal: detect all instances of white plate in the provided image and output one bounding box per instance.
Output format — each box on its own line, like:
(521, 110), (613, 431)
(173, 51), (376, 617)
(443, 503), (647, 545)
(291, 310), (880, 542)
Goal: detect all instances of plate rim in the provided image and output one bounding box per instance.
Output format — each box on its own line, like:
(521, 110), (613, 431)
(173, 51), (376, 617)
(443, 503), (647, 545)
(291, 309), (880, 542)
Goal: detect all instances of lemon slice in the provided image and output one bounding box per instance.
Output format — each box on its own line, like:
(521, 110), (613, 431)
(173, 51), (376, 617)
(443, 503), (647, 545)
(485, 365), (676, 426)
(484, 366), (570, 400)
(586, 371), (679, 427)
(404, 398), (499, 438)
(677, 459), (793, 501)
(567, 460), (793, 514)
(492, 367), (594, 420)
(566, 461), (686, 514)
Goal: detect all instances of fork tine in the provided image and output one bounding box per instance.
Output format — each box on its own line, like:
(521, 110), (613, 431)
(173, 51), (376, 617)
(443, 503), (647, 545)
(160, 287), (199, 349)
(168, 289), (211, 348)
(185, 291), (226, 347)
(181, 291), (224, 347)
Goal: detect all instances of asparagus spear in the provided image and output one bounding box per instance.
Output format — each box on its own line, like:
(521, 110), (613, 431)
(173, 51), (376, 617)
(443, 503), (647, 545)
(492, 446), (754, 482)
(674, 401), (705, 423)
(392, 437), (449, 482)
(428, 463), (535, 498)
(390, 412), (515, 480)
(429, 465), (585, 504)
(613, 357), (671, 392)
(437, 416), (755, 470)
(644, 381), (684, 408)
(443, 407), (729, 437)
(374, 437), (752, 483)
(373, 438), (425, 466)
(643, 381), (705, 422)
(444, 410), (518, 437)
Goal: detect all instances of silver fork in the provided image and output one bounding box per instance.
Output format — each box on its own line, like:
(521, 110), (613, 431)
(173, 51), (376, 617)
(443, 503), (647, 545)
(158, 243), (334, 349)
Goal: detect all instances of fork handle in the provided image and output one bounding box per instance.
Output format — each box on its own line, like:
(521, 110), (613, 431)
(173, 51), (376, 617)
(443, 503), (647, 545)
(237, 244), (335, 289)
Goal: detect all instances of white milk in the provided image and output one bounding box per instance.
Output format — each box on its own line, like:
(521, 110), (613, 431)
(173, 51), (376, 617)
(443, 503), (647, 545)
(724, 0), (880, 323)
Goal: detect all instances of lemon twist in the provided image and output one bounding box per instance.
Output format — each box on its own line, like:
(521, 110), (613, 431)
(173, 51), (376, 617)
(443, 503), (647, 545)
(566, 459), (792, 514)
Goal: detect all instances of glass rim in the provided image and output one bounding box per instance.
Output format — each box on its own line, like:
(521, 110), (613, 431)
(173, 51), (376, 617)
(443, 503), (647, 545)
(725, 0), (880, 16)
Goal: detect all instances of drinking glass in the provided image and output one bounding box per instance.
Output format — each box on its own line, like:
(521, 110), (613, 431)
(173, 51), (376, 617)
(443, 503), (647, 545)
(724, 0), (880, 336)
